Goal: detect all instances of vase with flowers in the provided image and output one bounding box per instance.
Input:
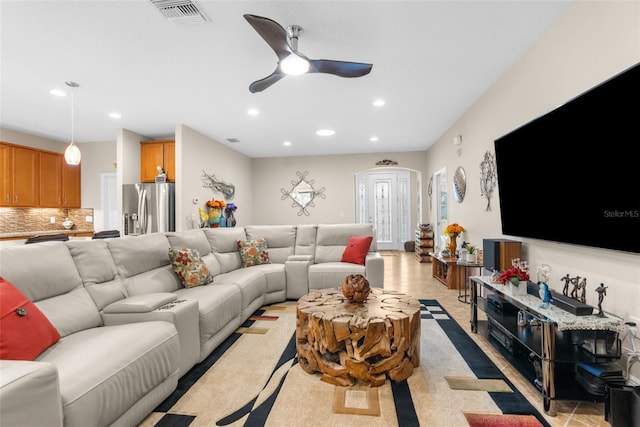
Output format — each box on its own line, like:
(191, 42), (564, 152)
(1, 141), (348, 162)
(499, 258), (530, 296)
(224, 203), (238, 227)
(206, 199), (226, 227)
(444, 223), (465, 256)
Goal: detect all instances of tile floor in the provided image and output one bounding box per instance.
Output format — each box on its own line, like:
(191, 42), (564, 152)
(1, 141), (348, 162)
(380, 250), (611, 427)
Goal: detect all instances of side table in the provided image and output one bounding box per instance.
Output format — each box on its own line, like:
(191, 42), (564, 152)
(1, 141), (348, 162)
(455, 260), (484, 304)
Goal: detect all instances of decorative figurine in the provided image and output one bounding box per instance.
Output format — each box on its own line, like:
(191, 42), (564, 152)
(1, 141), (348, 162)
(537, 264), (552, 309)
(570, 276), (581, 300)
(561, 274), (571, 296)
(578, 277), (587, 304)
(595, 283), (608, 317)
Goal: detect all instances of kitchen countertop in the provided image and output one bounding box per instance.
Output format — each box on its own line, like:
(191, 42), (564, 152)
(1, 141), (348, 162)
(0, 229), (94, 240)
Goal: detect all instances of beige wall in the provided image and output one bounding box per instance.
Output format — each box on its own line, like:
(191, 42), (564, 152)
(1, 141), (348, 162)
(251, 152), (426, 227)
(423, 0), (640, 322)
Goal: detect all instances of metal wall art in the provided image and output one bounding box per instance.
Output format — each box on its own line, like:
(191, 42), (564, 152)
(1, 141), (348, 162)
(479, 151), (497, 211)
(452, 166), (466, 203)
(201, 170), (235, 200)
(281, 171), (326, 216)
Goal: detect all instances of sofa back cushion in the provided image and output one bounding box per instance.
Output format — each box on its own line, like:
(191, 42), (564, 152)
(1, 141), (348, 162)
(0, 242), (102, 337)
(107, 233), (181, 296)
(166, 229), (221, 276)
(245, 225), (296, 264)
(294, 224), (318, 261)
(314, 224), (376, 263)
(204, 227), (246, 273)
(66, 240), (127, 310)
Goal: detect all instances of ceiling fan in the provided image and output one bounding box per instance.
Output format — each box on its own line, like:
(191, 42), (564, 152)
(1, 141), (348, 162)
(243, 14), (373, 93)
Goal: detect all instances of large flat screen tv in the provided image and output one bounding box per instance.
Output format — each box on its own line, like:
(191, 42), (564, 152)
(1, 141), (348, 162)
(494, 63), (640, 254)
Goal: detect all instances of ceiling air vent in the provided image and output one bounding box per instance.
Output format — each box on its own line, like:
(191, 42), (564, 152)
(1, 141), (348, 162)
(150, 0), (208, 26)
(226, 138), (240, 143)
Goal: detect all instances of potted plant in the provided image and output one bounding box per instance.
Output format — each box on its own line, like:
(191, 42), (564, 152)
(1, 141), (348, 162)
(463, 243), (477, 263)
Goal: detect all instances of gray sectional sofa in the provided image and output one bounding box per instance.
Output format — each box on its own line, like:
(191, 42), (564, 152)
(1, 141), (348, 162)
(0, 223), (383, 427)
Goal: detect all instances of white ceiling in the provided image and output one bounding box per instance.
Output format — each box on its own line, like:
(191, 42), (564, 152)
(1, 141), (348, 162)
(0, 0), (573, 158)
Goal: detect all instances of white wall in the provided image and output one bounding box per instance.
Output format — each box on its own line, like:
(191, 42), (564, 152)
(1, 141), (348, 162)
(78, 141), (116, 231)
(423, 0), (640, 321)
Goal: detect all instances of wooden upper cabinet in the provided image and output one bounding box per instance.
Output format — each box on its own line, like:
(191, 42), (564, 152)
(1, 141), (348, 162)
(141, 139), (175, 182)
(0, 143), (39, 207)
(39, 151), (63, 207)
(1, 142), (80, 208)
(163, 141), (175, 182)
(62, 162), (81, 208)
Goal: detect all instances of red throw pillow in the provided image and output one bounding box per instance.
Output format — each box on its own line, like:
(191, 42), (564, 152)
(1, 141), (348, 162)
(341, 236), (374, 265)
(0, 277), (60, 360)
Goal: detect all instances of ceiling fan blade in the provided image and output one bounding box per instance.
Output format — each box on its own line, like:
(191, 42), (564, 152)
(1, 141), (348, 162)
(308, 60), (373, 78)
(244, 14), (292, 61)
(249, 69), (286, 93)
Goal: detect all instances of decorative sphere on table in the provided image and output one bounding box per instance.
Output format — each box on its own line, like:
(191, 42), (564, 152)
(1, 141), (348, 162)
(341, 274), (371, 303)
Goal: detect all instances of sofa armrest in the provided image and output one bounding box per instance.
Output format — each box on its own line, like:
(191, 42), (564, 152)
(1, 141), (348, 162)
(103, 292), (178, 314)
(365, 252), (384, 288)
(102, 297), (200, 377)
(0, 360), (63, 427)
(285, 255), (312, 299)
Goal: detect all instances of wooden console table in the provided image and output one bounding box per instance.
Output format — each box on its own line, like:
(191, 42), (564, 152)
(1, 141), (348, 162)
(296, 287), (421, 387)
(429, 252), (459, 289)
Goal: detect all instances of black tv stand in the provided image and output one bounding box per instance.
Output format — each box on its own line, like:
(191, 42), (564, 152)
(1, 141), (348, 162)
(469, 276), (624, 416)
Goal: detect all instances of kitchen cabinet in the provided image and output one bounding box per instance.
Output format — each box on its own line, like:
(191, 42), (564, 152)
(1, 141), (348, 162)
(38, 152), (81, 208)
(141, 140), (175, 182)
(0, 143), (39, 207)
(62, 161), (81, 207)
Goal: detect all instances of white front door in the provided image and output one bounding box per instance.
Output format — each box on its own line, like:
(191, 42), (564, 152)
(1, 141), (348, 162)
(356, 171), (410, 250)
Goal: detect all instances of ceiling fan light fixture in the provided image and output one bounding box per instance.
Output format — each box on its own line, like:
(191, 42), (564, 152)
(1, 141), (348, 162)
(280, 53), (309, 76)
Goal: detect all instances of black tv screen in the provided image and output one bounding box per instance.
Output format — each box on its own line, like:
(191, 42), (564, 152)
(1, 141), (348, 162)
(494, 63), (640, 254)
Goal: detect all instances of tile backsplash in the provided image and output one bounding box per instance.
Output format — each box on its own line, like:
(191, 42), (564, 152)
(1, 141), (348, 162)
(0, 208), (94, 234)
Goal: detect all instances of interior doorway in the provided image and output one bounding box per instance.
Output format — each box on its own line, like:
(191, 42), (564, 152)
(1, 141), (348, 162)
(355, 170), (411, 250)
(433, 167), (448, 250)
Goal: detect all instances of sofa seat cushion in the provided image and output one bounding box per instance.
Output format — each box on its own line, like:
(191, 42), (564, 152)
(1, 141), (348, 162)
(37, 321), (179, 427)
(212, 268), (267, 310)
(174, 284), (242, 346)
(242, 264), (286, 294)
(308, 262), (366, 290)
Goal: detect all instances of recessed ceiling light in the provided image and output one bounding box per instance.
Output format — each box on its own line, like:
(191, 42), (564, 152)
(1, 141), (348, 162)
(109, 112), (122, 119)
(315, 129), (335, 136)
(373, 99), (386, 107)
(370, 136), (379, 142)
(50, 89), (67, 97)
(248, 108), (259, 116)
(283, 141), (292, 146)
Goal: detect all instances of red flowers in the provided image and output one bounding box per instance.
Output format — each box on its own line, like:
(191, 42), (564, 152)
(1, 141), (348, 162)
(499, 258), (530, 286)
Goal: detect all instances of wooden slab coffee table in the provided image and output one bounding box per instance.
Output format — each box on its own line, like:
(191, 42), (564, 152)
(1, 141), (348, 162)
(296, 287), (421, 387)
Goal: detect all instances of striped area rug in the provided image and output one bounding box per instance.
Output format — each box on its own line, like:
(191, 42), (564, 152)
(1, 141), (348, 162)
(138, 299), (549, 427)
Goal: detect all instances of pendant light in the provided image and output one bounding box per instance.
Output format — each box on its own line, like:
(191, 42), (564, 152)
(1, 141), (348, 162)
(64, 81), (81, 165)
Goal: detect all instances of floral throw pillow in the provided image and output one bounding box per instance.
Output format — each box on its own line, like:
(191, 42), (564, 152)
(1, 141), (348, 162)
(237, 238), (270, 267)
(169, 247), (212, 288)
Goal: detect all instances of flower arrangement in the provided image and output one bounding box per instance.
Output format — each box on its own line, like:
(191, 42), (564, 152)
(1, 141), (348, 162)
(206, 199), (226, 210)
(444, 223), (465, 237)
(224, 203), (237, 215)
(499, 258), (530, 287)
(198, 207), (209, 227)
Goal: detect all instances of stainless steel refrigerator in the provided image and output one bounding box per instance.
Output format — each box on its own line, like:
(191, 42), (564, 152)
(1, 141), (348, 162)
(122, 183), (175, 235)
